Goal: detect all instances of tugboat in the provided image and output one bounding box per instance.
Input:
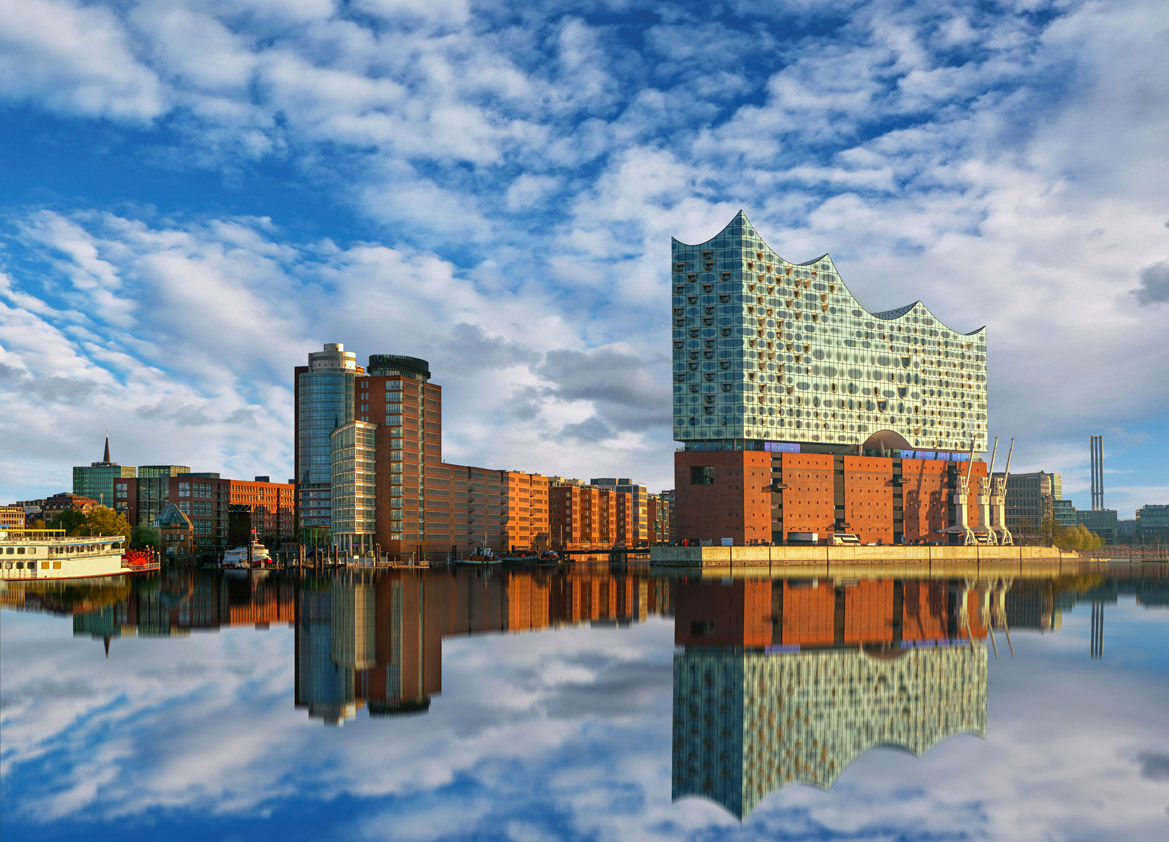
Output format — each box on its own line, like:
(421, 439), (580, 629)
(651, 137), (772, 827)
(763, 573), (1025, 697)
(453, 546), (500, 566)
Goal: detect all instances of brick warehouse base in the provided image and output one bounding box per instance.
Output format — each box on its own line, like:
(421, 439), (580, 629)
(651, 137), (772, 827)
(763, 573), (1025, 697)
(675, 449), (990, 546)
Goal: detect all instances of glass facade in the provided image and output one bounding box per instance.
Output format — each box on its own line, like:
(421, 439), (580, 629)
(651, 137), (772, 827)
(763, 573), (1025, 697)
(330, 421), (377, 552)
(296, 344), (359, 532)
(672, 212), (988, 452)
(136, 465), (190, 526)
(73, 463), (136, 508)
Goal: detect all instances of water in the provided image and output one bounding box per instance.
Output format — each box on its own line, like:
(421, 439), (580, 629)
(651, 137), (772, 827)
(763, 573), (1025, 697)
(2, 564), (1168, 841)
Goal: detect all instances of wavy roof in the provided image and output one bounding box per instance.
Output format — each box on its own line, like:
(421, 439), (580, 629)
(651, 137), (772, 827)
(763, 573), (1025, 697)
(675, 211), (984, 338)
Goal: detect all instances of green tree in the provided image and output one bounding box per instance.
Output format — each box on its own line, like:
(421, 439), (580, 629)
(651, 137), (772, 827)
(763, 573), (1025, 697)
(48, 508), (88, 535)
(1040, 519), (1059, 547)
(131, 524), (161, 550)
(77, 506), (132, 541)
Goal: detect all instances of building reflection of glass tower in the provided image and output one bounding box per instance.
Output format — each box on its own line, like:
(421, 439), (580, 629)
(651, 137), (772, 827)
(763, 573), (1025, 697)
(671, 578), (990, 820)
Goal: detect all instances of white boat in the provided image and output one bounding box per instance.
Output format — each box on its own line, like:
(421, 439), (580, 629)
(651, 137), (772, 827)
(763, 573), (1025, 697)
(1, 529), (129, 581)
(222, 541), (272, 568)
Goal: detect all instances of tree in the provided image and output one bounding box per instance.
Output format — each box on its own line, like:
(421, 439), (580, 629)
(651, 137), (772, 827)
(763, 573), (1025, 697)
(131, 524), (161, 550)
(76, 506), (132, 541)
(1040, 519), (1059, 547)
(48, 508), (88, 535)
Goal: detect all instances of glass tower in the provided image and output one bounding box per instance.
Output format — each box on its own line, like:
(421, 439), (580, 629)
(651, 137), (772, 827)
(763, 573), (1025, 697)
(296, 343), (359, 536)
(672, 212), (988, 453)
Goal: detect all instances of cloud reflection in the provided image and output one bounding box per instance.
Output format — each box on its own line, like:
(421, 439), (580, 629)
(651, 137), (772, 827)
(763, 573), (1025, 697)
(0, 566), (1166, 841)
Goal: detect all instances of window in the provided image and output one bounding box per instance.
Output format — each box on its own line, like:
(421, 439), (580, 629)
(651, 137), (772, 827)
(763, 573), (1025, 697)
(690, 466), (714, 485)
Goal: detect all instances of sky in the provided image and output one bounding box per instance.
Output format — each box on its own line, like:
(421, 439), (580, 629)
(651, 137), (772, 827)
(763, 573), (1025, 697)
(0, 0), (1166, 516)
(2, 579), (1169, 840)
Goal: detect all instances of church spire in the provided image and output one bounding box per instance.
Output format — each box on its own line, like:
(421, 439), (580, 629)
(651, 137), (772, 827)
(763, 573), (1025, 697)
(103, 429), (110, 463)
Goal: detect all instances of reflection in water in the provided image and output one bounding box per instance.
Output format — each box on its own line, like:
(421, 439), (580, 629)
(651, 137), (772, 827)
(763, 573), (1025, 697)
(295, 569), (673, 724)
(5, 563), (1164, 826)
(671, 578), (999, 819)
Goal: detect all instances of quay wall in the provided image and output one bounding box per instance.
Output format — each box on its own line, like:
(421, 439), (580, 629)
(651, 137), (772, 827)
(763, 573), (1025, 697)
(649, 545), (1072, 568)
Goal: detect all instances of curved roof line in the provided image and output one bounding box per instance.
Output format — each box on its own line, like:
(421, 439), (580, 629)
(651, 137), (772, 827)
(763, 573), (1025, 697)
(674, 212), (986, 337)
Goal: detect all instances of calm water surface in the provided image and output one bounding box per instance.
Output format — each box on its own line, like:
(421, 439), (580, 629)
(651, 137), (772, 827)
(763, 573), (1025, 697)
(2, 564), (1168, 841)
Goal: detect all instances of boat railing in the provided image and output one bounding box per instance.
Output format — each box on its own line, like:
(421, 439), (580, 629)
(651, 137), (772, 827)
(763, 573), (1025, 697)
(1, 528), (125, 544)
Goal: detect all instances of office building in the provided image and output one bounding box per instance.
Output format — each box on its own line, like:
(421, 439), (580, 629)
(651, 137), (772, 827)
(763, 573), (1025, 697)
(0, 505), (25, 529)
(1136, 505), (1169, 545)
(303, 345), (648, 558)
(114, 473), (295, 555)
(996, 471), (1057, 540)
(294, 344), (361, 537)
(1052, 497), (1077, 529)
(112, 465), (190, 526)
(1077, 509), (1118, 545)
(672, 213), (989, 545)
(72, 434), (136, 508)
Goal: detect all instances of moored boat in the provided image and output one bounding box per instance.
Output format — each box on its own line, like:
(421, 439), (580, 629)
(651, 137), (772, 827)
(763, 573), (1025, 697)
(453, 546), (500, 565)
(221, 540), (273, 569)
(1, 528), (129, 581)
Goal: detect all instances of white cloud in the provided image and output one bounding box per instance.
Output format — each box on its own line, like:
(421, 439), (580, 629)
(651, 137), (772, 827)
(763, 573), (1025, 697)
(0, 0), (165, 120)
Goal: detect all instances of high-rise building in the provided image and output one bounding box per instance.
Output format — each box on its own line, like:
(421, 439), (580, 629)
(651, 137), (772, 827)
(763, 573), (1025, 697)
(672, 212), (987, 452)
(671, 213), (989, 545)
(294, 344), (361, 538)
(330, 421), (378, 557)
(351, 355), (444, 554)
(72, 433), (136, 508)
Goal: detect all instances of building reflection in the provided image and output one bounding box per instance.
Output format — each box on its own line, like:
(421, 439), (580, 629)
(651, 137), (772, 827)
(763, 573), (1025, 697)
(41, 563), (1169, 807)
(293, 568), (673, 725)
(671, 578), (998, 819)
(70, 571), (296, 645)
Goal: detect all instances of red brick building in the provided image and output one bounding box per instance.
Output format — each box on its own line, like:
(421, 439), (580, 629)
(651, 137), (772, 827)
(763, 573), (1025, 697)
(674, 449), (989, 546)
(114, 474), (295, 555)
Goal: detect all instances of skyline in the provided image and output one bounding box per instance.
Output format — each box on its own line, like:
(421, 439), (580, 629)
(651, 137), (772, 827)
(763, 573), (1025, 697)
(2, 0), (1167, 516)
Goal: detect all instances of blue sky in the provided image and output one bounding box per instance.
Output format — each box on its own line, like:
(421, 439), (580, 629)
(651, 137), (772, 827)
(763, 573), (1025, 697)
(0, 0), (1166, 515)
